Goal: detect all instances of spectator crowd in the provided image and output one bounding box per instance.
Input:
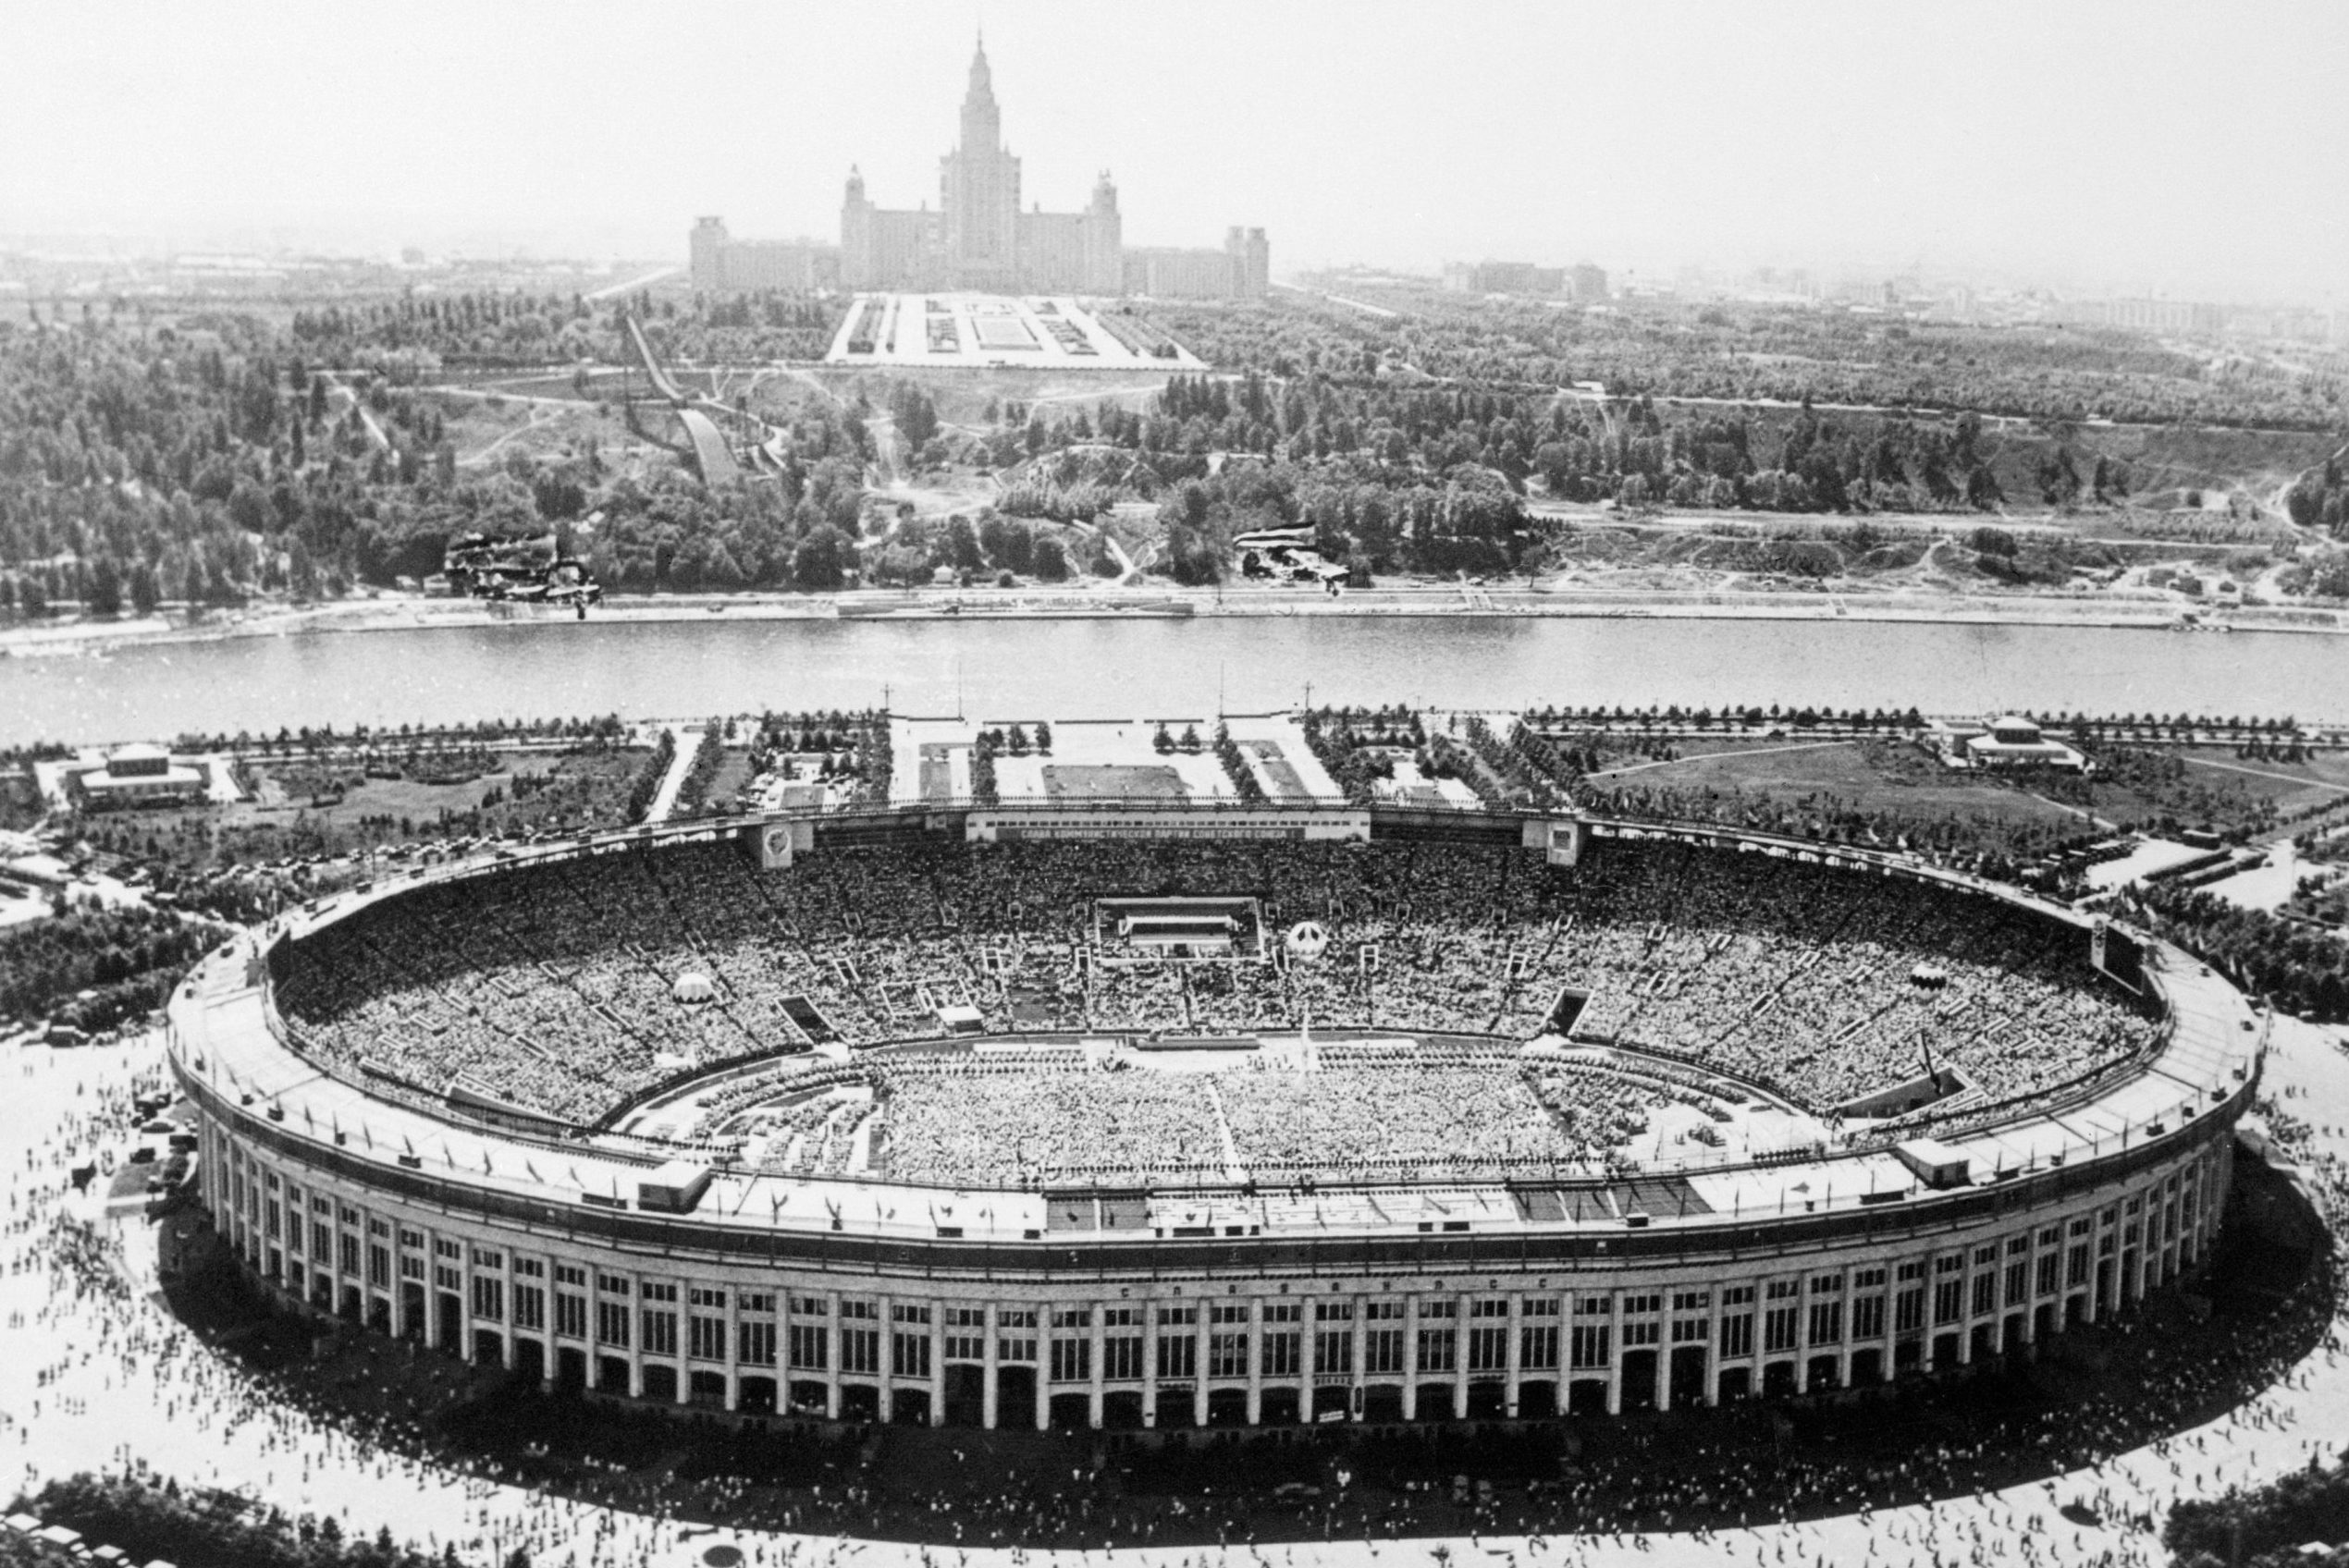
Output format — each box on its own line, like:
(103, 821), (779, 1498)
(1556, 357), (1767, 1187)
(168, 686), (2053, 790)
(268, 838), (2159, 1179)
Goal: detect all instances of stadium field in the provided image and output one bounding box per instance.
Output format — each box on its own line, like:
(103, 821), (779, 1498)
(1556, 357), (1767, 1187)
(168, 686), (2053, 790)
(1042, 764), (1188, 801)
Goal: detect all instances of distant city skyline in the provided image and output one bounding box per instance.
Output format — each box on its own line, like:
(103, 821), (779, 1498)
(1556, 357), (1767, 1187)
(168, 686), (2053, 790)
(2, 0), (2343, 306)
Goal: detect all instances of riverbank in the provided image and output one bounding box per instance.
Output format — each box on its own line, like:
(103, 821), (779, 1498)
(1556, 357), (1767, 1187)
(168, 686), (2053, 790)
(4, 579), (2339, 658)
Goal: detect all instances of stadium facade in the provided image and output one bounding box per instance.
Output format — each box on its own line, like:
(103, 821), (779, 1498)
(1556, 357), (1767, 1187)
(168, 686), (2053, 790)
(691, 41), (1271, 302)
(170, 800), (2257, 1433)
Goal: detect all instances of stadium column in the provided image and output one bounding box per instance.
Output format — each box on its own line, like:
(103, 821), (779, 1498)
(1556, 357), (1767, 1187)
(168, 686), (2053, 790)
(723, 1287), (741, 1413)
(1834, 1265), (1856, 1388)
(1034, 1307), (1052, 1432)
(627, 1268), (646, 1400)
(929, 1304), (946, 1428)
(1193, 1305), (1211, 1428)
(1861, 1264), (1888, 1379)
(1349, 1298), (1367, 1425)
(824, 1289), (844, 1419)
(875, 1290), (895, 1421)
(1956, 1254), (1977, 1368)
(1088, 1304), (1106, 1428)
(1294, 1303), (1314, 1424)
(1604, 1292), (1624, 1417)
(1450, 1290), (1470, 1419)
(1244, 1303), (1263, 1427)
(495, 1251), (515, 1371)
(1400, 1296), (1420, 1422)
(981, 1304), (1000, 1430)
(2083, 1215), (2106, 1327)
(1141, 1303), (1160, 1428)
(456, 1245), (476, 1367)
(384, 1217), (410, 1341)
(2208, 1143), (2231, 1268)
(1705, 1284), (1726, 1408)
(2161, 1185), (2181, 1290)
(1654, 1295), (1671, 1415)
(1502, 1294), (1522, 1418)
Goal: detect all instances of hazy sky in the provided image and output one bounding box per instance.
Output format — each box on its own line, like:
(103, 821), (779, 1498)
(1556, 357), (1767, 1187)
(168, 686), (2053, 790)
(5, 0), (2343, 302)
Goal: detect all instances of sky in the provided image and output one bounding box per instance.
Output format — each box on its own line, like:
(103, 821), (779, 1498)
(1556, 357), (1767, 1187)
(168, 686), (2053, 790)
(2, 0), (2343, 304)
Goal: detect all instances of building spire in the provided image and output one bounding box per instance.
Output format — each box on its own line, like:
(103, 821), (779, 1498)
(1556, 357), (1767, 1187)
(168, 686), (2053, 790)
(959, 29), (1001, 153)
(968, 31), (992, 100)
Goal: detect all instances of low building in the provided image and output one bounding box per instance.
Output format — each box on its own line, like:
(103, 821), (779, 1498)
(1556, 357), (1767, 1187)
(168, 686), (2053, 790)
(689, 219), (841, 293)
(71, 743), (209, 810)
(1925, 717), (2088, 773)
(1441, 260), (1608, 302)
(1124, 242), (1265, 301)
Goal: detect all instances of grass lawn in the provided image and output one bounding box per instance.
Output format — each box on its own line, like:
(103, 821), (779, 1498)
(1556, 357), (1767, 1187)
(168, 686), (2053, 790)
(2166, 748), (2349, 817)
(1042, 764), (1189, 802)
(1592, 739), (2093, 835)
(701, 746), (757, 814)
(91, 745), (655, 874)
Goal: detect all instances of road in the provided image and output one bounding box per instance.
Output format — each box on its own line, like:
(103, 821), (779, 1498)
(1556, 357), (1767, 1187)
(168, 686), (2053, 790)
(317, 373), (390, 453)
(584, 264), (681, 302)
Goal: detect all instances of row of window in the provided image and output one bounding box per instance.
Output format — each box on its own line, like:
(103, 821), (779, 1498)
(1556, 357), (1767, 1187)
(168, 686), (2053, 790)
(216, 1139), (2214, 1374)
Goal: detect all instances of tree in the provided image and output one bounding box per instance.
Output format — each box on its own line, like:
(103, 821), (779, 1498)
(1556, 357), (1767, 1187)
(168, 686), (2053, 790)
(1031, 535), (1070, 582)
(889, 383), (940, 450)
(792, 525), (854, 590)
(129, 561), (161, 618)
(942, 517), (983, 572)
(86, 557), (124, 618)
(289, 537), (320, 602)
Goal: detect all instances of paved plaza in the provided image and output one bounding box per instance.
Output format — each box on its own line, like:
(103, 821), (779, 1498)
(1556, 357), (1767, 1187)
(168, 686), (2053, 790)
(825, 294), (1208, 370)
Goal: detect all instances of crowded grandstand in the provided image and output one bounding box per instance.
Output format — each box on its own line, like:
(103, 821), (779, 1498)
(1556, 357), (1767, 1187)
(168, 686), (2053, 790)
(264, 834), (2162, 1186)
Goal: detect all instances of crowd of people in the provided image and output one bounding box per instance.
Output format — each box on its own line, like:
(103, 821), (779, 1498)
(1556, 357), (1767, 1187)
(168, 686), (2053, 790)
(664, 1039), (1681, 1187)
(874, 1064), (1228, 1186)
(269, 837), (2159, 1160)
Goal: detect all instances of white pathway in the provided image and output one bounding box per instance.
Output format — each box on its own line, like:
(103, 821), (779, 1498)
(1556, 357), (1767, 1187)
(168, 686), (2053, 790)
(0, 1017), (2343, 1568)
(643, 723), (703, 825)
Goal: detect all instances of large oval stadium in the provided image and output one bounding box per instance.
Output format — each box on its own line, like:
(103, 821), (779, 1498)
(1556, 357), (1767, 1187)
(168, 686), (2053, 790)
(166, 799), (2260, 1433)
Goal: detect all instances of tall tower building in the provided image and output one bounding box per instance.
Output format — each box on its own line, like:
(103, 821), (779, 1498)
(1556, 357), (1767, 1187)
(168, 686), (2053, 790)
(690, 216), (730, 292)
(1083, 172), (1123, 295)
(939, 37), (1022, 287)
(795, 39), (1264, 300)
(1224, 227), (1271, 300)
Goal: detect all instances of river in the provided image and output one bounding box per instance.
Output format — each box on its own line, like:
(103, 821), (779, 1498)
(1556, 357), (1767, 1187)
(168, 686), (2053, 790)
(0, 616), (2340, 743)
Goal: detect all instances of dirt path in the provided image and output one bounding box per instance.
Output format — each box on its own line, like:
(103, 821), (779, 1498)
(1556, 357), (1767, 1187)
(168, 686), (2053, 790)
(2179, 754), (2349, 792)
(1584, 738), (1854, 779)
